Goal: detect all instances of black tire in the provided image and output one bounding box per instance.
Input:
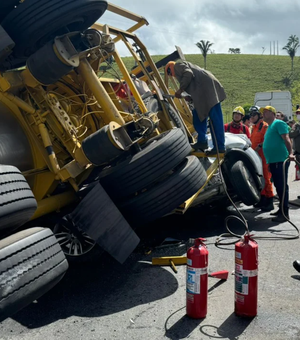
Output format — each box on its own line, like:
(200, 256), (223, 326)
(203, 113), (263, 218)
(2, 0), (108, 58)
(99, 128), (192, 200)
(119, 156), (207, 225)
(53, 215), (103, 263)
(0, 165), (37, 231)
(229, 160), (260, 206)
(0, 227), (69, 321)
(0, 1), (19, 23)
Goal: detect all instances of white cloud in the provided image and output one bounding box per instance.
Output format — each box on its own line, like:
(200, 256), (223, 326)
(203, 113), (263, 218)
(99, 0), (300, 56)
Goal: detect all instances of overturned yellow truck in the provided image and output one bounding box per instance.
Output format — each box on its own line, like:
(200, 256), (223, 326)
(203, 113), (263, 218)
(0, 0), (263, 320)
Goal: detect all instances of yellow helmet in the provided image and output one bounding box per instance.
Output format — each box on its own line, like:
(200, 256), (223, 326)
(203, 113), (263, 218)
(233, 106), (245, 116)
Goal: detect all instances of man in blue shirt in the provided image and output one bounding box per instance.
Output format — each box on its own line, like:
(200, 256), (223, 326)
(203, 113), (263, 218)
(262, 106), (295, 222)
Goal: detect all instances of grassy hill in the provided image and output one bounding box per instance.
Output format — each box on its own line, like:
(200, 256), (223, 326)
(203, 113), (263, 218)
(120, 53), (300, 123)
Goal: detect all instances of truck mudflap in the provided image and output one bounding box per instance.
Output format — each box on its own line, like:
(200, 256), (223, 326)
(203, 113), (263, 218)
(70, 182), (140, 264)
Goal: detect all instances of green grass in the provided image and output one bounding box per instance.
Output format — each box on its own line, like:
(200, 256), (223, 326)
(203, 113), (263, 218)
(118, 53), (300, 123)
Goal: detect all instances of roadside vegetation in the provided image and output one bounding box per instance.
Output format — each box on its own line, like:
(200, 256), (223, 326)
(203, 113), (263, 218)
(113, 53), (300, 123)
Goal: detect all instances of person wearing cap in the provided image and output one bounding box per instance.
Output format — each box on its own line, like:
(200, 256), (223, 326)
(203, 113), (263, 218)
(249, 105), (274, 211)
(165, 61), (226, 155)
(262, 105), (295, 222)
(224, 106), (251, 138)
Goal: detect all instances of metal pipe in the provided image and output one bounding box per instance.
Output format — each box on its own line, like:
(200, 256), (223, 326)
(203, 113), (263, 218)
(76, 58), (125, 125)
(0, 92), (36, 114)
(113, 50), (148, 114)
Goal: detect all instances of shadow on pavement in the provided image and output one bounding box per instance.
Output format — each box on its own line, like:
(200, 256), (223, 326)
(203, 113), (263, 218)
(200, 312), (253, 339)
(10, 254), (178, 328)
(9, 205), (266, 329)
(291, 274), (300, 281)
(164, 307), (204, 340)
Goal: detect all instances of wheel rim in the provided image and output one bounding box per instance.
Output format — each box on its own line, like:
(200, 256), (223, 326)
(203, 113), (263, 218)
(54, 217), (96, 257)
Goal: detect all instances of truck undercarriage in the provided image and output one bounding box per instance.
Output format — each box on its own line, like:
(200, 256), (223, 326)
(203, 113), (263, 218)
(0, 0), (263, 321)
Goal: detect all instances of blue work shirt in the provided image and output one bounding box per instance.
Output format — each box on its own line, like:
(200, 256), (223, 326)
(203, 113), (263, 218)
(263, 119), (289, 164)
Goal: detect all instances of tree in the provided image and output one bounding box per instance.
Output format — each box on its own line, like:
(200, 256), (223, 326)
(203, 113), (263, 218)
(243, 104), (253, 115)
(195, 40), (213, 69)
(228, 48), (241, 54)
(282, 34), (300, 71)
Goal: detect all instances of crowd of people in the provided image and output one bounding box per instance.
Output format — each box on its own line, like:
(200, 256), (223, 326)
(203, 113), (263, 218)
(165, 60), (300, 274)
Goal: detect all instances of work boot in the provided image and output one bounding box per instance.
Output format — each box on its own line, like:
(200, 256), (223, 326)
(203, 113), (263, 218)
(205, 148), (225, 156)
(254, 195), (266, 208)
(293, 260), (300, 273)
(261, 197), (274, 212)
(191, 140), (208, 151)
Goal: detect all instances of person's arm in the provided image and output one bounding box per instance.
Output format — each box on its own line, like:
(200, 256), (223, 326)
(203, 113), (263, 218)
(255, 125), (268, 152)
(281, 134), (295, 161)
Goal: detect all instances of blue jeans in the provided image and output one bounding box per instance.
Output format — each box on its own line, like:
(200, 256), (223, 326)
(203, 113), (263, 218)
(269, 161), (290, 210)
(192, 103), (225, 150)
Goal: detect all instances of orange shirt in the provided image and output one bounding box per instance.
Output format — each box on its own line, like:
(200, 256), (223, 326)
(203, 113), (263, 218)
(250, 120), (268, 149)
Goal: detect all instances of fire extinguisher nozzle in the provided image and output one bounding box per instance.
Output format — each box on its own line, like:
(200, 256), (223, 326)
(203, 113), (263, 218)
(208, 270), (229, 280)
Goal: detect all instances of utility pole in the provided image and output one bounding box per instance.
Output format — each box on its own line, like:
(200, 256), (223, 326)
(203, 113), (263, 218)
(277, 41), (279, 55)
(273, 41), (275, 55)
(270, 41), (271, 55)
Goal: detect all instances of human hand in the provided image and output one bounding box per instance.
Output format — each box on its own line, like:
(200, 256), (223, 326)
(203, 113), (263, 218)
(175, 89), (183, 98)
(289, 154), (296, 162)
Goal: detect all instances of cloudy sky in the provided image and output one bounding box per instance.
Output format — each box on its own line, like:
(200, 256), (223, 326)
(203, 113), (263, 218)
(99, 0), (300, 57)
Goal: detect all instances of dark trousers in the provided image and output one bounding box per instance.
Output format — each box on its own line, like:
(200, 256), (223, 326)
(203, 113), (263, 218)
(269, 162), (290, 210)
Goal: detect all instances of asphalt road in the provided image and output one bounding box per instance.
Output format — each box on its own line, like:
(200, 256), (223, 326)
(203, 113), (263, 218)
(1, 166), (300, 340)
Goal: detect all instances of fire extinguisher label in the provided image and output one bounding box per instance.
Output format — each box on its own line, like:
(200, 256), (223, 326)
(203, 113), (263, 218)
(235, 265), (257, 294)
(243, 269), (258, 277)
(235, 274), (249, 295)
(186, 266), (207, 294)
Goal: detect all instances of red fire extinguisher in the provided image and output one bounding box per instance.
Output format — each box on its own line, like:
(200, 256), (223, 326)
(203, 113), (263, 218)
(235, 234), (258, 317)
(186, 238), (208, 319)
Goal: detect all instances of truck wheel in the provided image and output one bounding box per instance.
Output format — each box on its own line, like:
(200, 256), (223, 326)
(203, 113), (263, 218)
(229, 160), (260, 206)
(0, 227), (69, 322)
(99, 128), (191, 200)
(119, 156), (207, 225)
(53, 215), (103, 263)
(2, 0), (108, 59)
(0, 165), (37, 231)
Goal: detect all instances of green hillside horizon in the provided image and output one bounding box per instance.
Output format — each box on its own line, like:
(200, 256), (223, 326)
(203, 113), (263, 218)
(121, 53), (300, 123)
